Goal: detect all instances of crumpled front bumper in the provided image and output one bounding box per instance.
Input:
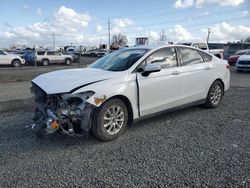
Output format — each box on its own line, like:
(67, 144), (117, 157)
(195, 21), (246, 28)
(31, 83), (96, 136)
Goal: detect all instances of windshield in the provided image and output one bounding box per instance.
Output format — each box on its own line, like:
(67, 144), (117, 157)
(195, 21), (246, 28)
(89, 48), (149, 71)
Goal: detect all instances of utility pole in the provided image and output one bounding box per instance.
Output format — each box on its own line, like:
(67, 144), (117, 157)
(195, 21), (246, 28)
(207, 28), (211, 44)
(108, 17), (111, 49)
(161, 29), (166, 41)
(52, 32), (55, 50)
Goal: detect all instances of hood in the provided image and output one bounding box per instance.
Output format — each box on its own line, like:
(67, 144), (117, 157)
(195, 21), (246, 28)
(228, 55), (239, 59)
(32, 68), (119, 94)
(238, 55), (250, 61)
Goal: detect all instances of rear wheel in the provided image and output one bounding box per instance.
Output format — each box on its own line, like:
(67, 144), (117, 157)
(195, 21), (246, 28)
(204, 80), (224, 108)
(92, 98), (128, 141)
(12, 59), (21, 67)
(65, 58), (72, 65)
(42, 59), (49, 66)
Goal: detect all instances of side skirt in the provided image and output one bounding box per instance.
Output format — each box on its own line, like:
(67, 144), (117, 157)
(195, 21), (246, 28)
(133, 99), (206, 124)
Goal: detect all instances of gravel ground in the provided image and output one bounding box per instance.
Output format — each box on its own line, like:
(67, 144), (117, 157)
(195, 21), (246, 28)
(0, 87), (250, 187)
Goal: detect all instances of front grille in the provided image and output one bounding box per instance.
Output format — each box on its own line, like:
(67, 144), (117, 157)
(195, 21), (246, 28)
(238, 61), (250, 65)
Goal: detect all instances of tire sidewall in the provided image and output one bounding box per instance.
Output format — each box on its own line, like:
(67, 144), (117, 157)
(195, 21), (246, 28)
(93, 98), (128, 141)
(12, 59), (21, 67)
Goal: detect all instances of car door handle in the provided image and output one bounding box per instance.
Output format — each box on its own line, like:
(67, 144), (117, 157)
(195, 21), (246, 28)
(204, 66), (212, 70)
(171, 71), (180, 75)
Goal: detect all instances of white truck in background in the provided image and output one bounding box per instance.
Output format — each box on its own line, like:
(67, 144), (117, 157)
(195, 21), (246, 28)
(35, 51), (73, 66)
(191, 43), (224, 59)
(0, 50), (25, 67)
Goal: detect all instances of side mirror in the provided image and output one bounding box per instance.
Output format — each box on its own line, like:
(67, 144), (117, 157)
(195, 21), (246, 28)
(141, 63), (161, 77)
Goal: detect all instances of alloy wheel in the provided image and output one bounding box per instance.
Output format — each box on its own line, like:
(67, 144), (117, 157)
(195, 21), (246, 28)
(210, 84), (222, 105)
(103, 105), (125, 135)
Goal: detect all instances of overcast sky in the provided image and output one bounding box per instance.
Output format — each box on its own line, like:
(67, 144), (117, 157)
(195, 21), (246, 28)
(0, 0), (250, 47)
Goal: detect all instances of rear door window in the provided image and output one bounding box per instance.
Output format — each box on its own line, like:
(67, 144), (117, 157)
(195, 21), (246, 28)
(37, 51), (45, 55)
(198, 51), (212, 62)
(47, 52), (55, 55)
(179, 47), (204, 66)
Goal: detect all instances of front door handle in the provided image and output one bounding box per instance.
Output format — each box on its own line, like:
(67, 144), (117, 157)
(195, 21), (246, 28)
(171, 71), (180, 75)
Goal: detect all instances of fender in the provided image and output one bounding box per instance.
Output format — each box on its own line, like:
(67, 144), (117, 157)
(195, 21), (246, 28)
(72, 74), (140, 119)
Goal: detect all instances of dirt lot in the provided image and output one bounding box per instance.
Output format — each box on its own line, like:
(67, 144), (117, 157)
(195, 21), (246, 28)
(0, 64), (250, 187)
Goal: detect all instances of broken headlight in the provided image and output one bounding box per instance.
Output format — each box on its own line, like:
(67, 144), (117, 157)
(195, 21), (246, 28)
(59, 91), (95, 117)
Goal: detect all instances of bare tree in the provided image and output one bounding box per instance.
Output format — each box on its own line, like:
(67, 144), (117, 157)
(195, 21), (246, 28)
(245, 36), (250, 43)
(111, 33), (128, 49)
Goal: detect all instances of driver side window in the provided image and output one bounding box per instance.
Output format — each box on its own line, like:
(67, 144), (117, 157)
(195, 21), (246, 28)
(145, 47), (177, 69)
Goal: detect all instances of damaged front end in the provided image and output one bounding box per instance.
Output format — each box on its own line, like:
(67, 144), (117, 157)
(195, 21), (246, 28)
(31, 83), (96, 138)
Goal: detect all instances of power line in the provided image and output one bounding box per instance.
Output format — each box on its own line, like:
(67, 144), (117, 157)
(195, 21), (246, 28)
(133, 15), (250, 28)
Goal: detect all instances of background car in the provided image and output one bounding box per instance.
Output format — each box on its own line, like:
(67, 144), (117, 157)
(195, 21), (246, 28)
(236, 54), (250, 72)
(35, 51), (73, 66)
(0, 50), (25, 67)
(228, 49), (250, 66)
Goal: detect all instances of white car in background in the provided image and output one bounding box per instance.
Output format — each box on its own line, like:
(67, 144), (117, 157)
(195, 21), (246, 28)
(35, 51), (73, 66)
(0, 50), (25, 67)
(31, 45), (230, 141)
(236, 55), (250, 72)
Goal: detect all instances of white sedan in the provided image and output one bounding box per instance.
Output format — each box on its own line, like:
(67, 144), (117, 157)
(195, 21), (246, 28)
(31, 45), (230, 141)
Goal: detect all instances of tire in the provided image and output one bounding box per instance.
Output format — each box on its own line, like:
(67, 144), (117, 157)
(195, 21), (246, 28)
(204, 80), (224, 108)
(65, 58), (72, 65)
(12, 59), (21, 67)
(91, 98), (128, 141)
(42, 59), (49, 66)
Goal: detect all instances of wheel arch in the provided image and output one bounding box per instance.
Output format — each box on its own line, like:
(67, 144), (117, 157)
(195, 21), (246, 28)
(11, 58), (21, 64)
(100, 95), (134, 125)
(42, 58), (50, 62)
(214, 78), (225, 93)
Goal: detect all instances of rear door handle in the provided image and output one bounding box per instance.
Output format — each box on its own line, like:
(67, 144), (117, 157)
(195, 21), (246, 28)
(171, 71), (180, 75)
(204, 66), (212, 70)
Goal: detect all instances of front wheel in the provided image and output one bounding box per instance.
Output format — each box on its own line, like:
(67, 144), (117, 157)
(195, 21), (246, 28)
(91, 98), (128, 141)
(204, 80), (224, 108)
(12, 59), (21, 67)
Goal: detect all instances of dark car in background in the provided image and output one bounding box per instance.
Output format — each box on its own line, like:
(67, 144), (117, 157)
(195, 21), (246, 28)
(228, 49), (250, 66)
(12, 50), (35, 65)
